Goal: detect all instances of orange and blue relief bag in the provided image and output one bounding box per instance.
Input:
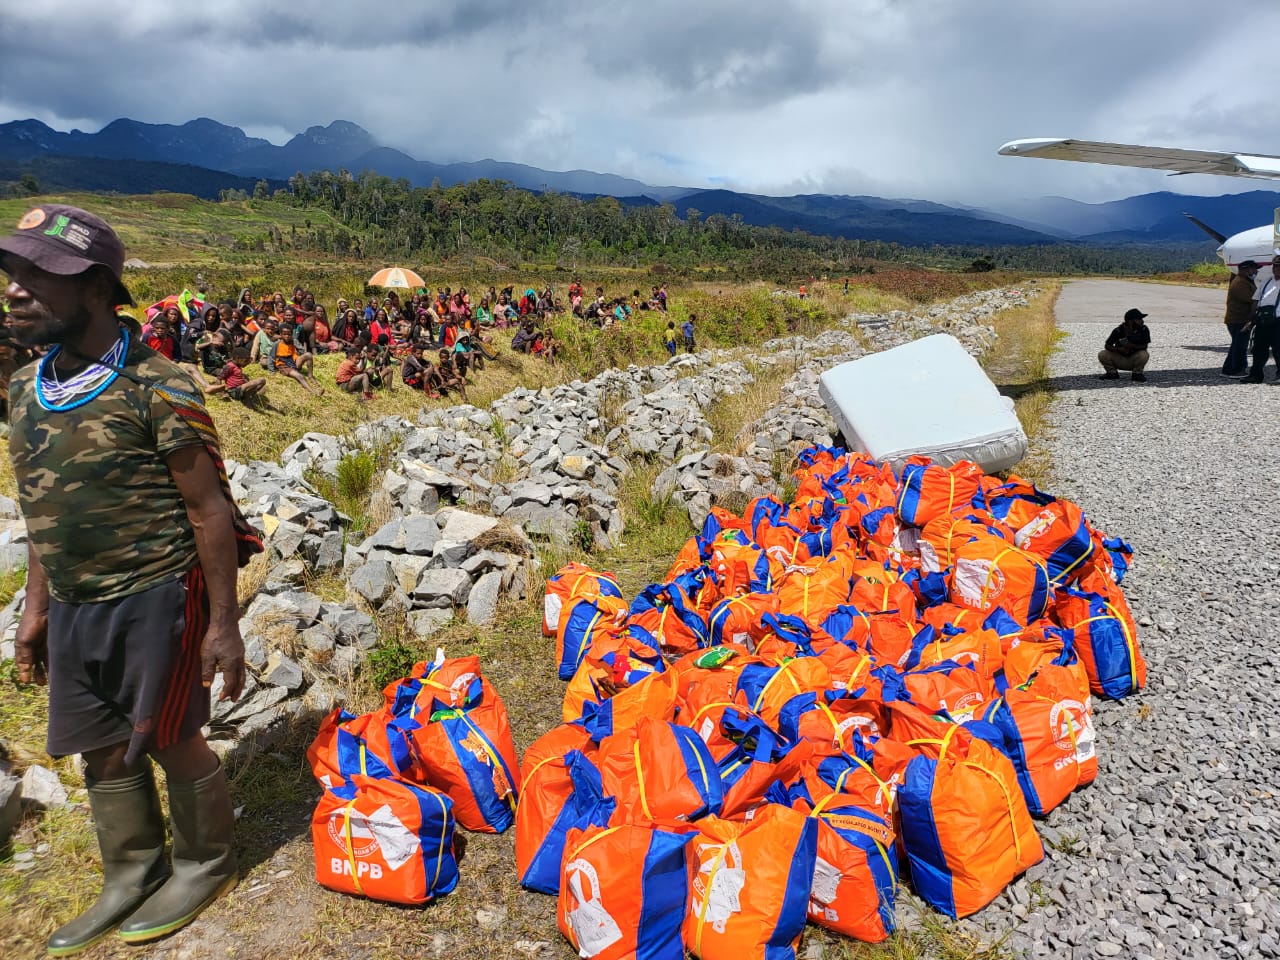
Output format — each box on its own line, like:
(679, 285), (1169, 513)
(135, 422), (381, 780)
(595, 715), (724, 823)
(917, 512), (1012, 574)
(774, 553), (855, 624)
(979, 659), (1097, 817)
(556, 592), (629, 680)
(888, 704), (1042, 919)
(712, 709), (813, 817)
(387, 660), (520, 834)
(706, 591), (778, 649)
(544, 562), (625, 637)
(707, 530), (773, 596)
(895, 459), (984, 527)
(670, 645), (757, 719)
(949, 535), (1051, 626)
(562, 631), (667, 722)
(1053, 581), (1145, 699)
(1004, 497), (1094, 584)
(311, 774), (459, 905)
(897, 660), (996, 723)
(307, 707), (417, 788)
(516, 748), (617, 895)
(786, 786), (898, 943)
(557, 821), (694, 960)
(909, 624), (1006, 680)
(626, 576), (712, 655)
(733, 656), (832, 727)
(682, 804), (818, 960)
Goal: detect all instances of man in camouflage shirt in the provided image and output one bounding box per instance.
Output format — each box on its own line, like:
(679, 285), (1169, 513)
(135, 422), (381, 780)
(2, 205), (244, 955)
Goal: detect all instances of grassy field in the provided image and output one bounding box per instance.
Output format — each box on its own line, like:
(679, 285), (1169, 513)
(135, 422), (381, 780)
(0, 198), (1060, 960)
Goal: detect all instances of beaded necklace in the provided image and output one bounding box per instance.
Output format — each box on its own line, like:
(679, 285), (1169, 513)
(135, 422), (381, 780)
(35, 329), (130, 412)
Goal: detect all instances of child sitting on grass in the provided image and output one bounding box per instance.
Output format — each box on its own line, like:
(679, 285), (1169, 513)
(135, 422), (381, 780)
(335, 346), (374, 401)
(436, 348), (468, 402)
(208, 346), (266, 403)
(401, 344), (429, 391)
(272, 322), (325, 396)
(369, 334), (396, 390)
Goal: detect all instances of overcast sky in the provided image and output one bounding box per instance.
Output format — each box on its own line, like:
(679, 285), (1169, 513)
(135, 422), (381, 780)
(3, 1), (1279, 207)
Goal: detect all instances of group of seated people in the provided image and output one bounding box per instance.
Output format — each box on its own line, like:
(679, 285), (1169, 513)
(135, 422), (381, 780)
(138, 281), (579, 406)
(569, 280), (669, 327)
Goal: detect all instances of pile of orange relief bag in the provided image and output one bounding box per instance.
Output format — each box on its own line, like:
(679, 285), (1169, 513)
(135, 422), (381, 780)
(307, 446), (1146, 960)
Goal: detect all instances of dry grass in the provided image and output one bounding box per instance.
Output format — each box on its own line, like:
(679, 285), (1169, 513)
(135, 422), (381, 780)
(983, 282), (1064, 485)
(707, 359), (797, 456)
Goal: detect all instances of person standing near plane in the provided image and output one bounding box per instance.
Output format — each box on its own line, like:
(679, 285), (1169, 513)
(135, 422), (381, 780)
(1244, 255), (1280, 383)
(1222, 259), (1258, 378)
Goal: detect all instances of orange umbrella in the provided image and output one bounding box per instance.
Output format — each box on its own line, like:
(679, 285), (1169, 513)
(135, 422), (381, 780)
(368, 266), (426, 289)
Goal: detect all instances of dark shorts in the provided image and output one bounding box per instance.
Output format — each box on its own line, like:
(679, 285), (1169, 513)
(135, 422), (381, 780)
(227, 385), (246, 400)
(47, 566), (210, 765)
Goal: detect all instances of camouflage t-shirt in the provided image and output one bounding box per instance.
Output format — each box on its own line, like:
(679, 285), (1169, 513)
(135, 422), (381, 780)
(9, 339), (204, 603)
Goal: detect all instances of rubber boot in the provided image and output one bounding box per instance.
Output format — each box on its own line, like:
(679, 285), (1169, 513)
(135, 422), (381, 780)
(45, 769), (169, 957)
(117, 762), (238, 944)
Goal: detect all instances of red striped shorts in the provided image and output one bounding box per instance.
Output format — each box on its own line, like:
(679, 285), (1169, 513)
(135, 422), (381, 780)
(46, 566), (210, 764)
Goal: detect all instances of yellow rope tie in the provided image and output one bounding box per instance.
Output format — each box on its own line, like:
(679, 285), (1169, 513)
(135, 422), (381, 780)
(521, 753), (565, 793)
(633, 742), (654, 821)
(428, 788), (450, 892)
(959, 760), (1024, 862)
(342, 800), (364, 896)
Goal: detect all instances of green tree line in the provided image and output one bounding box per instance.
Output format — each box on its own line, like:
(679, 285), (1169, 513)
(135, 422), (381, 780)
(234, 168), (1217, 277)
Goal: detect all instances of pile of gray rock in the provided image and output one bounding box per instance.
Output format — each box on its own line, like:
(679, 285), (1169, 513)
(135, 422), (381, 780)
(608, 360), (754, 461)
(652, 451), (777, 529)
(208, 584), (378, 753)
(342, 508), (534, 638)
(227, 459), (347, 574)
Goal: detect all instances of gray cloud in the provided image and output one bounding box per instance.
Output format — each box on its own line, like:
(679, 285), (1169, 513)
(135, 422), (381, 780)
(2, 1), (1278, 206)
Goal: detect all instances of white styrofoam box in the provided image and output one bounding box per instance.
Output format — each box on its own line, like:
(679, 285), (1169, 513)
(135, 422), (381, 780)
(819, 334), (1027, 473)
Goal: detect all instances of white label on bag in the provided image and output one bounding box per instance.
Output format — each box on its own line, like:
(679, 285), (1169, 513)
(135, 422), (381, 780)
(811, 855), (842, 905)
(691, 840), (747, 934)
(545, 594), (563, 634)
(565, 860), (624, 957)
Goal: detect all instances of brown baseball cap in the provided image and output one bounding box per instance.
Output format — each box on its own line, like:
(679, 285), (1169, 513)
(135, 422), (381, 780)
(0, 203), (135, 306)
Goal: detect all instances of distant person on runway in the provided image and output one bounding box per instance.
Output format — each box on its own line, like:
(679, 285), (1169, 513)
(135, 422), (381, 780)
(1222, 259), (1258, 377)
(1244, 256), (1280, 383)
(1098, 308), (1151, 382)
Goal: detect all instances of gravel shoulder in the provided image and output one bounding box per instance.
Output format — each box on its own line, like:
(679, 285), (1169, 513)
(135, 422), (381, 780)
(993, 279), (1280, 959)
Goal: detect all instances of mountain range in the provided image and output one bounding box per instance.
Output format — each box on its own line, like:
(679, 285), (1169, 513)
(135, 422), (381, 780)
(1, 116), (1271, 248)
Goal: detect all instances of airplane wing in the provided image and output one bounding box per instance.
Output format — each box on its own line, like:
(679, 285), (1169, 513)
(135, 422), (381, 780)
(998, 138), (1280, 181)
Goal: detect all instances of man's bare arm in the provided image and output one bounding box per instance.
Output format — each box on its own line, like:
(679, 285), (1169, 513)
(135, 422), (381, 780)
(166, 444), (244, 701)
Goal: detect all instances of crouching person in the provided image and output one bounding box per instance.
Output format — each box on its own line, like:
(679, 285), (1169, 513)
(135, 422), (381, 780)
(1098, 308), (1151, 382)
(1, 205), (247, 953)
